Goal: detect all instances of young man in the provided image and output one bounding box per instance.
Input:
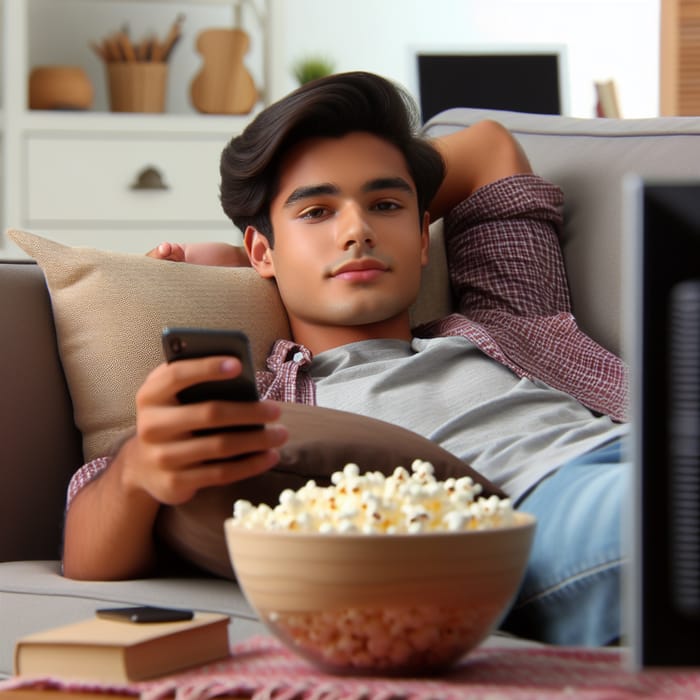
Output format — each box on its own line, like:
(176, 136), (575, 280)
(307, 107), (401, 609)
(63, 72), (629, 647)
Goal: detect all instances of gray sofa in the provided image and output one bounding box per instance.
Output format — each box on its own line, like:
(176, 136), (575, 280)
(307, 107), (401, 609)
(2, 108), (700, 679)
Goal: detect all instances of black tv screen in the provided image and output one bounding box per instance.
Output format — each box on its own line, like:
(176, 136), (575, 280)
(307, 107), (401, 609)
(417, 52), (562, 122)
(627, 180), (700, 668)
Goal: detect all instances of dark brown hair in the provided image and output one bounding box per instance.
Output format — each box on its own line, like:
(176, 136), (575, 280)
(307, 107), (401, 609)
(219, 71), (445, 244)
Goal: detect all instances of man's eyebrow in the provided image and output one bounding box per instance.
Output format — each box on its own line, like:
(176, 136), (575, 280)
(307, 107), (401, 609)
(283, 183), (339, 207)
(362, 177), (414, 194)
(283, 177), (415, 208)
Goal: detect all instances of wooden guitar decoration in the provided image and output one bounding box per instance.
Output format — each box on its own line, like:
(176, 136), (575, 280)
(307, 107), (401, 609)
(190, 23), (258, 114)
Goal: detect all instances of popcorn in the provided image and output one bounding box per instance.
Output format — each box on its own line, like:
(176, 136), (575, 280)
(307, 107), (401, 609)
(230, 459), (514, 534)
(267, 602), (502, 671)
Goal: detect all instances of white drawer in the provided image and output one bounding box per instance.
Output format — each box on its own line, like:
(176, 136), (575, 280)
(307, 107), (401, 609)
(25, 134), (232, 228)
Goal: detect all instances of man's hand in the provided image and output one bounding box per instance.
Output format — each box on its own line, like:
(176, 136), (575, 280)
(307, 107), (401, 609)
(123, 355), (287, 505)
(147, 241), (188, 263)
(147, 241), (252, 267)
(62, 355), (286, 580)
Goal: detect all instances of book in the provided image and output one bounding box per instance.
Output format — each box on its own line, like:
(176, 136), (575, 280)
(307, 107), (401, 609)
(595, 79), (621, 118)
(14, 612), (230, 683)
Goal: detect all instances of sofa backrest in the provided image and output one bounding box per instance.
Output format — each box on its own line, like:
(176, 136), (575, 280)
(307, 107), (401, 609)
(0, 261), (83, 561)
(423, 109), (700, 358)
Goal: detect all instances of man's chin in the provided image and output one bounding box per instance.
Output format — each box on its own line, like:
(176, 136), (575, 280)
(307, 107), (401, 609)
(325, 304), (412, 329)
(285, 292), (417, 332)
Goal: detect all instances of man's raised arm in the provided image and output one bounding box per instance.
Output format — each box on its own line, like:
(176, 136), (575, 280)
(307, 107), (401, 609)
(429, 120), (532, 221)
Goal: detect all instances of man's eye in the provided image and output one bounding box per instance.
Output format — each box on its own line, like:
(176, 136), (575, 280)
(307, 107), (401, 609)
(373, 201), (401, 212)
(300, 206), (329, 220)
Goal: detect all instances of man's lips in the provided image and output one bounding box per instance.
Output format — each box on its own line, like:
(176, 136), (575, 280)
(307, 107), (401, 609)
(329, 258), (389, 282)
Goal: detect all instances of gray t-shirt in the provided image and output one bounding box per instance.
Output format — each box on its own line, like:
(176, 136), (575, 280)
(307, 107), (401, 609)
(310, 336), (627, 503)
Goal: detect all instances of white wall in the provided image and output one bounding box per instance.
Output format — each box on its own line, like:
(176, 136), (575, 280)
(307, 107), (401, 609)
(269, 0), (661, 119)
(23, 0), (662, 119)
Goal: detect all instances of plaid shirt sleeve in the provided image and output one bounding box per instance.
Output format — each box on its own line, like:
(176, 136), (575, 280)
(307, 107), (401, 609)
(65, 456), (112, 512)
(419, 174), (629, 422)
(444, 173), (568, 317)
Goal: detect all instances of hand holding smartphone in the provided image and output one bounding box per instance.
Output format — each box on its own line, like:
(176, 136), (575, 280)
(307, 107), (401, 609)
(161, 327), (261, 432)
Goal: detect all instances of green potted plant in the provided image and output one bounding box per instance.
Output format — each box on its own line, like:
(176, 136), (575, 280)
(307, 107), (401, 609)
(292, 55), (336, 85)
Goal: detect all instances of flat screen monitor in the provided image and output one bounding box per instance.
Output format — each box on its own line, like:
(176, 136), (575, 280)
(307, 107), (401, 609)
(626, 178), (700, 668)
(417, 51), (563, 122)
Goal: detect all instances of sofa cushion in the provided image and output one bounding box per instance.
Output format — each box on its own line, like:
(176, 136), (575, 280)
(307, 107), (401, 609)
(156, 402), (505, 579)
(8, 228), (451, 463)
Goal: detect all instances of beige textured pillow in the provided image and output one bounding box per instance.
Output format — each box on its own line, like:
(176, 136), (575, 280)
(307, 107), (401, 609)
(8, 229), (291, 461)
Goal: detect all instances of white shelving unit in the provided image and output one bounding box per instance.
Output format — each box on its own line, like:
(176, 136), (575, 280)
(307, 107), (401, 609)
(0, 0), (273, 258)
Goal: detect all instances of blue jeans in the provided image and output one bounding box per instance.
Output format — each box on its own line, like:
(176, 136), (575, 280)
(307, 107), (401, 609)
(500, 438), (628, 646)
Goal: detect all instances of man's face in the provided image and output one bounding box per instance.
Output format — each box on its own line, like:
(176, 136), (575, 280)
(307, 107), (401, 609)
(248, 132), (429, 346)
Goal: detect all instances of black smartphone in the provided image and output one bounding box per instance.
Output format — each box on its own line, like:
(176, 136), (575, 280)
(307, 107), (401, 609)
(162, 327), (261, 435)
(96, 605), (194, 624)
(162, 327), (259, 404)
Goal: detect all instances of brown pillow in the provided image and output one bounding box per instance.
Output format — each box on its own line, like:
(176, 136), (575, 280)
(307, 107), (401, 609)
(156, 403), (505, 580)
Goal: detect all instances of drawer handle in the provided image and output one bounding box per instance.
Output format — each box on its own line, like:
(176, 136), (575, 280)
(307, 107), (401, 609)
(130, 166), (169, 190)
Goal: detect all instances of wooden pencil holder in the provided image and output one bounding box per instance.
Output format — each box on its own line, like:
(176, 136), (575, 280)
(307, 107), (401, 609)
(107, 62), (168, 113)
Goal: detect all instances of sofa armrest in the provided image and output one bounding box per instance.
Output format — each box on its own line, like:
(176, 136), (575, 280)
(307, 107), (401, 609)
(0, 262), (83, 561)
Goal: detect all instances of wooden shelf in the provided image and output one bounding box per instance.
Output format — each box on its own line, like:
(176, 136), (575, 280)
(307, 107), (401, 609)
(0, 0), (271, 258)
(21, 109), (260, 134)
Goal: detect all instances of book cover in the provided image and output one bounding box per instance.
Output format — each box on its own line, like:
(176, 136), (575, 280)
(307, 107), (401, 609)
(14, 612), (230, 683)
(595, 79), (622, 118)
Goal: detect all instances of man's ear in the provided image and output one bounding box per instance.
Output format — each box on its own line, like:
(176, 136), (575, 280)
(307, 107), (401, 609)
(244, 226), (275, 278)
(420, 212), (430, 268)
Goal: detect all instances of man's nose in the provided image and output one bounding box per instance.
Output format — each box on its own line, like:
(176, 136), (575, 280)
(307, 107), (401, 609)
(337, 202), (375, 250)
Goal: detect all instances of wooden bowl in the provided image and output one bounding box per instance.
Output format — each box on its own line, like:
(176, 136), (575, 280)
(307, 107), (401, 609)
(225, 512), (535, 675)
(29, 66), (93, 110)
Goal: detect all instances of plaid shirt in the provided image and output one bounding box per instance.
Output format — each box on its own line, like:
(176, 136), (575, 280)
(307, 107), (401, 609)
(66, 174), (628, 509)
(257, 174), (629, 422)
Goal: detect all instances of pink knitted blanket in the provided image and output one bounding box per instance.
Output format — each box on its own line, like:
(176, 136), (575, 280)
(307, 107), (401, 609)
(2, 635), (699, 700)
